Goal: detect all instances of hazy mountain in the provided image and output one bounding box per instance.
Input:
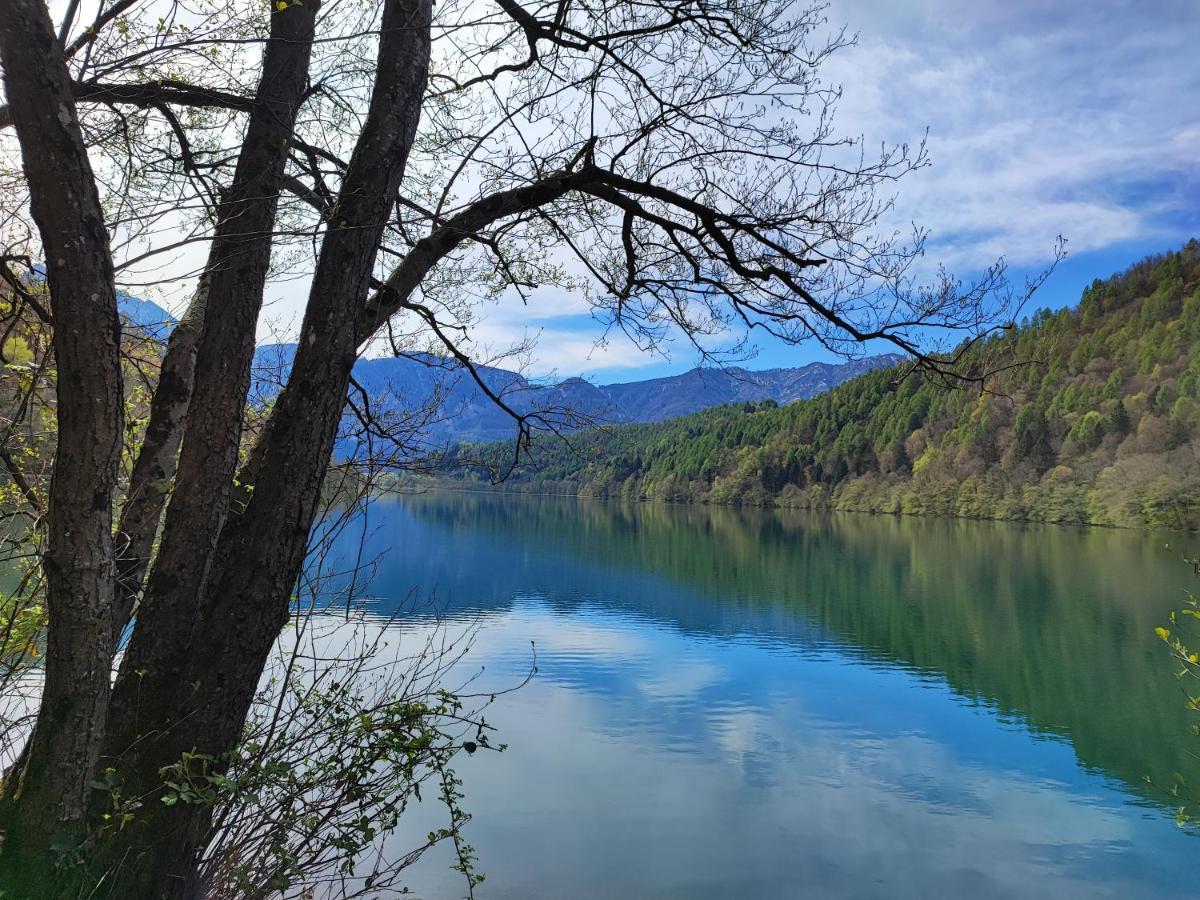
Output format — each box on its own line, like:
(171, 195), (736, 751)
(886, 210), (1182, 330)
(117, 292), (175, 341)
(112, 294), (900, 445)
(254, 343), (903, 445)
(590, 359), (903, 423)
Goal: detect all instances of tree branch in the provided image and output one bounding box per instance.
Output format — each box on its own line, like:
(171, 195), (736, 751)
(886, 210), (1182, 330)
(0, 78), (254, 130)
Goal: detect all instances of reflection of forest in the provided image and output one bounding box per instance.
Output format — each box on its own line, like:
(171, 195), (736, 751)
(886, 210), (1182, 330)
(386, 490), (1200, 816)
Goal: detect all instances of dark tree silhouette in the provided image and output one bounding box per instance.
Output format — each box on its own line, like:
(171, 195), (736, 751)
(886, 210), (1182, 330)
(0, 0), (1028, 894)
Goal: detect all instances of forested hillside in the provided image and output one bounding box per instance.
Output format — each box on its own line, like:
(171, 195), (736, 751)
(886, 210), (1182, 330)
(458, 242), (1200, 530)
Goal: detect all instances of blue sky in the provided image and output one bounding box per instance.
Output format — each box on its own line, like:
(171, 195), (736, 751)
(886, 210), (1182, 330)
(477, 0), (1199, 384)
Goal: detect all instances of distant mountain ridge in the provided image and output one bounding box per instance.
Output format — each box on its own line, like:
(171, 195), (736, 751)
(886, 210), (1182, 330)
(117, 292), (175, 341)
(113, 293), (900, 445)
(591, 359), (904, 422)
(254, 342), (902, 444)
(27, 269), (177, 341)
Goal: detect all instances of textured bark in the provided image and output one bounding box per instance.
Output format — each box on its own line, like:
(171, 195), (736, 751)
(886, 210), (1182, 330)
(110, 284), (207, 647)
(101, 0), (320, 786)
(197, 0), (434, 712)
(85, 3), (431, 894)
(0, 0), (124, 884)
(199, 0), (434, 735)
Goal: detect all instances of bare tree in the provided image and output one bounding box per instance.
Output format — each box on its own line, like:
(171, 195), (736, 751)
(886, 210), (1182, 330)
(0, 0), (1033, 895)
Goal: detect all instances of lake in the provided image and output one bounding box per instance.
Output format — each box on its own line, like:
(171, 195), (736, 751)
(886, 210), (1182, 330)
(322, 491), (1200, 898)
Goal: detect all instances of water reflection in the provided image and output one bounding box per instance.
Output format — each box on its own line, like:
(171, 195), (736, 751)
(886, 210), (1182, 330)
(326, 492), (1198, 898)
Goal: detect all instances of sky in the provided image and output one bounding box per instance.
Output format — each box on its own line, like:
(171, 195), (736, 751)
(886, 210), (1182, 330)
(439, 0), (1200, 384)
(66, 0), (1195, 384)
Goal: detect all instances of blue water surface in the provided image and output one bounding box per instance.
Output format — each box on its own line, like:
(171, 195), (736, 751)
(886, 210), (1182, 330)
(323, 492), (1200, 899)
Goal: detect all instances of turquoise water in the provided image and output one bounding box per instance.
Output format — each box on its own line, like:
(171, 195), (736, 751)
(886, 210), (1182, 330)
(331, 491), (1200, 898)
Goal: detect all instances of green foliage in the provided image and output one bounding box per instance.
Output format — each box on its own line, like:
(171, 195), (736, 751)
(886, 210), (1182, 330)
(0, 593), (43, 663)
(174, 618), (496, 898)
(456, 240), (1200, 530)
(1156, 558), (1200, 826)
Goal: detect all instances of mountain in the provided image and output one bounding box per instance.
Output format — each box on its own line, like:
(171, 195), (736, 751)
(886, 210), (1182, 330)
(576, 358), (902, 422)
(26, 267), (177, 341)
(254, 343), (901, 445)
(109, 288), (896, 446)
(117, 292), (175, 341)
(458, 241), (1200, 531)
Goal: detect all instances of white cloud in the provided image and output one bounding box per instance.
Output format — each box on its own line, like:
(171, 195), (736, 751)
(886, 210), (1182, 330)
(819, 0), (1199, 271)
(459, 2), (1200, 375)
(451, 316), (667, 378)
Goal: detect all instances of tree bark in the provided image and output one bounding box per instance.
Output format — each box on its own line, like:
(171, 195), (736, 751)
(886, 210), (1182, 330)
(88, 2), (429, 894)
(0, 0), (124, 887)
(193, 0), (434, 755)
(99, 0), (320, 815)
(110, 282), (208, 647)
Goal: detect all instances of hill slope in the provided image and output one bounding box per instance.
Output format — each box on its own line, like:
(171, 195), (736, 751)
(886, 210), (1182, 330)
(460, 241), (1200, 530)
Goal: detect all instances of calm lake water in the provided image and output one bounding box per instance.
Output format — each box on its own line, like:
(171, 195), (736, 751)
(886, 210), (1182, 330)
(326, 491), (1200, 899)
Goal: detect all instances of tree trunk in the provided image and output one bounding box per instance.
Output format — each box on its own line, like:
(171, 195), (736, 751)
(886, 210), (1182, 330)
(0, 1), (317, 893)
(0, 0), (124, 889)
(105, 0), (319, 724)
(87, 3), (429, 894)
(110, 282), (208, 647)
(80, 5), (319, 893)
(186, 0), (434, 774)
